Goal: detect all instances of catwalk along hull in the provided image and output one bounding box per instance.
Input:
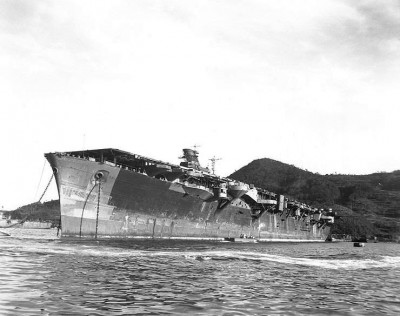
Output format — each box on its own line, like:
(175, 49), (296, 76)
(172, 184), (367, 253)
(46, 152), (330, 241)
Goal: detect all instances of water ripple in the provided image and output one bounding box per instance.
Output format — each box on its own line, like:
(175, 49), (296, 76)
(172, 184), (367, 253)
(0, 229), (399, 315)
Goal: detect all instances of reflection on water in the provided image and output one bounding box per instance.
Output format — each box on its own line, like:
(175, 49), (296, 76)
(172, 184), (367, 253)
(0, 228), (400, 315)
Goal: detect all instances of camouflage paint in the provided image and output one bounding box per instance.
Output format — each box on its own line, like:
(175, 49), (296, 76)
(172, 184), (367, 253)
(46, 153), (330, 241)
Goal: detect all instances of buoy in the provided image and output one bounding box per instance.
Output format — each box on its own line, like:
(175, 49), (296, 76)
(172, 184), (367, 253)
(354, 242), (365, 247)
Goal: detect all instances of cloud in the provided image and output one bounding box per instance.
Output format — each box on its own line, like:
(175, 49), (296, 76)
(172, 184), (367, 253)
(314, 0), (400, 65)
(0, 0), (95, 76)
(0, 0), (40, 32)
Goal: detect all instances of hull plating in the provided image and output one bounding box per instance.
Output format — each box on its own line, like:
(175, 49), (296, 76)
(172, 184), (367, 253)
(46, 154), (330, 241)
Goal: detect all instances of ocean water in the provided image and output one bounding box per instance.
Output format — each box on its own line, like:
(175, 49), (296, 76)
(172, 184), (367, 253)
(0, 229), (399, 315)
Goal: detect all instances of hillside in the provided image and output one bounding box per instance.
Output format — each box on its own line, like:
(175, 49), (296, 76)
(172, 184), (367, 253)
(230, 158), (400, 240)
(229, 158), (339, 205)
(10, 200), (60, 225)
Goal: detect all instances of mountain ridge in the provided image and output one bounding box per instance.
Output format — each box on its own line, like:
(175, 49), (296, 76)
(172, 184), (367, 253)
(229, 158), (400, 240)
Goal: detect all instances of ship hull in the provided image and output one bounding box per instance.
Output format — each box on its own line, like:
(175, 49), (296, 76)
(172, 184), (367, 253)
(46, 154), (330, 241)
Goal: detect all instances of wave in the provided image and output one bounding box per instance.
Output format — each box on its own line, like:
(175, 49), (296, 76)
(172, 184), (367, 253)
(183, 251), (400, 270)
(2, 237), (400, 271)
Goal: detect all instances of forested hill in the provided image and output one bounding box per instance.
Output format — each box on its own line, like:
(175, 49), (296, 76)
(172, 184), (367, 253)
(229, 158), (400, 240)
(10, 200), (60, 224)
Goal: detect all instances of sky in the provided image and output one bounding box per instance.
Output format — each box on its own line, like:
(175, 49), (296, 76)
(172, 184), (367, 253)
(1, 0), (399, 209)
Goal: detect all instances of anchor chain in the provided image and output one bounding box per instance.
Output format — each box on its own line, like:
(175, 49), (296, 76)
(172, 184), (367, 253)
(79, 180), (98, 238)
(38, 174), (54, 203)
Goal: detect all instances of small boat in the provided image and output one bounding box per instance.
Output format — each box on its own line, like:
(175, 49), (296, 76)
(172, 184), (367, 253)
(223, 237), (235, 242)
(353, 242), (365, 247)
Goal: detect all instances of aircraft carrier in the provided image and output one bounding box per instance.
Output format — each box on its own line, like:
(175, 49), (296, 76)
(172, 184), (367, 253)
(45, 148), (335, 241)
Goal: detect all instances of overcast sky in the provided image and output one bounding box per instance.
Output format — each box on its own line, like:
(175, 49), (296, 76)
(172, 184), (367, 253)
(1, 0), (399, 209)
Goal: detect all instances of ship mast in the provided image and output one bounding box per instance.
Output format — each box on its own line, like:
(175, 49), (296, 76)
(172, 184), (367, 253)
(209, 156), (222, 175)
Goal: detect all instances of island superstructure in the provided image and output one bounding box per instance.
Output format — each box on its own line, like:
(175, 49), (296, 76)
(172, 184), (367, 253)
(45, 148), (335, 241)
